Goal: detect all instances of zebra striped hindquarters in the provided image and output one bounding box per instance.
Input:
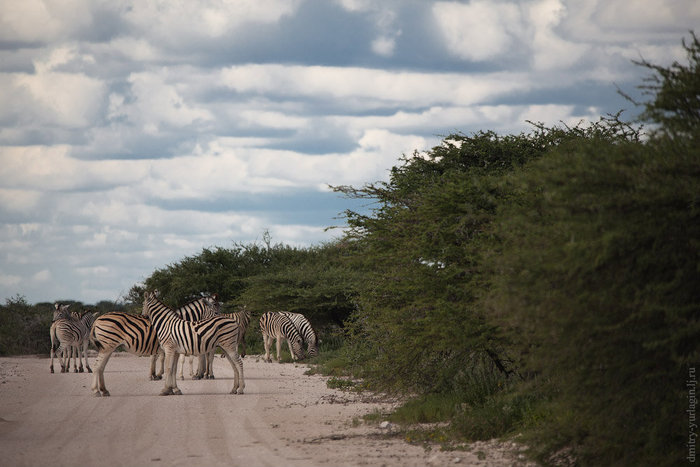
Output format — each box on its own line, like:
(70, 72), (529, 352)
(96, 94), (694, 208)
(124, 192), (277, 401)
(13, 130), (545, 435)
(90, 312), (163, 396)
(142, 291), (244, 396)
(174, 294), (221, 380)
(49, 303), (70, 373)
(280, 311), (319, 358)
(199, 305), (252, 380)
(259, 312), (305, 363)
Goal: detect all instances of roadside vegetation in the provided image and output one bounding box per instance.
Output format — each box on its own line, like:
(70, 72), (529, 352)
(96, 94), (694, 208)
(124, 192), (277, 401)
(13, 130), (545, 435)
(2, 32), (698, 467)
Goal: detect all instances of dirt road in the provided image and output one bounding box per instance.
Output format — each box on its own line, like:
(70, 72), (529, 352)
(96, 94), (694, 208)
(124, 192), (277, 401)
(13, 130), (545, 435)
(0, 354), (533, 467)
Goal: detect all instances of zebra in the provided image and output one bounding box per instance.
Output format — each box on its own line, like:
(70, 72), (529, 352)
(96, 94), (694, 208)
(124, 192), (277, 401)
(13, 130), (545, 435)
(74, 311), (97, 372)
(50, 305), (96, 374)
(49, 303), (70, 373)
(174, 294), (225, 380)
(142, 291), (244, 396)
(280, 311), (319, 358)
(188, 305), (253, 380)
(259, 311), (305, 363)
(51, 311), (95, 373)
(227, 305), (251, 358)
(90, 294), (219, 397)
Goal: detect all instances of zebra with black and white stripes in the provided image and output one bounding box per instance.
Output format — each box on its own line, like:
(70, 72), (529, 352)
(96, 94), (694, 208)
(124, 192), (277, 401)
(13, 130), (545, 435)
(49, 303), (70, 373)
(280, 311), (319, 358)
(187, 305), (252, 380)
(227, 306), (251, 358)
(90, 294), (219, 397)
(50, 305), (96, 374)
(142, 291), (244, 396)
(174, 294), (222, 380)
(259, 311), (305, 363)
(74, 310), (97, 373)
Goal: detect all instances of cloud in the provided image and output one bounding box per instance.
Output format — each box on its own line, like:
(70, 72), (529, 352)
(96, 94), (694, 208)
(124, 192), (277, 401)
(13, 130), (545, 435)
(220, 64), (535, 108)
(562, 0), (700, 43)
(372, 36), (397, 57)
(0, 0), (96, 45)
(433, 1), (524, 62)
(122, 0), (302, 43)
(32, 269), (51, 282)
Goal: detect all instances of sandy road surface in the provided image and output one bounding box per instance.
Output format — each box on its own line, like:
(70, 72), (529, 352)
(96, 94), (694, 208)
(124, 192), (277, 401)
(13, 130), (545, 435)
(0, 354), (534, 467)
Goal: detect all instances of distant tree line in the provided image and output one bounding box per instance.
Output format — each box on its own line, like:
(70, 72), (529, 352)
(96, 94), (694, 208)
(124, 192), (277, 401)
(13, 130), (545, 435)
(0, 296), (128, 356)
(3, 31), (697, 467)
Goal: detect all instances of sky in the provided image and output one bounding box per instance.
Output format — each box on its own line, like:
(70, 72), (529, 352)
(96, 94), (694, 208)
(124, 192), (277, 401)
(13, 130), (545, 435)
(1, 0), (698, 305)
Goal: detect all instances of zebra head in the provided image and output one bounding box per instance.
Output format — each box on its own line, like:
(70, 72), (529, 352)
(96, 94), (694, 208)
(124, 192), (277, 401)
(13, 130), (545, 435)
(307, 338), (319, 358)
(142, 291), (159, 316)
(82, 311), (98, 328)
(52, 303), (70, 322)
(290, 335), (305, 360)
(204, 293), (221, 315)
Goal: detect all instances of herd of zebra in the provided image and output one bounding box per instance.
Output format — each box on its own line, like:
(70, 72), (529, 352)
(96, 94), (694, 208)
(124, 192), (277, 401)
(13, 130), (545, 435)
(49, 291), (319, 397)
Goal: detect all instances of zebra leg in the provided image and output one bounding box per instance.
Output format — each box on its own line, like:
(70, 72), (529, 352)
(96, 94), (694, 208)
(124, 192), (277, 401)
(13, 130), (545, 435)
(76, 344), (85, 372)
(263, 334), (272, 363)
(59, 345), (68, 372)
(50, 325), (57, 373)
(177, 354), (184, 380)
(50, 341), (56, 374)
(92, 350), (113, 397)
(160, 351), (181, 396)
(276, 336), (283, 363)
(170, 354), (182, 395)
(158, 350), (165, 379)
(149, 353), (157, 380)
(160, 352), (175, 395)
(83, 342), (92, 373)
(194, 354), (206, 379)
(150, 348), (165, 380)
(222, 346), (245, 394)
(286, 339), (298, 361)
(71, 345), (79, 372)
(207, 350), (215, 379)
(188, 355), (194, 379)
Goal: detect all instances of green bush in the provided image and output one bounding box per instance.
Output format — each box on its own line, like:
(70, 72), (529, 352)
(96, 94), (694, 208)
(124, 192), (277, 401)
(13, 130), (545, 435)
(484, 33), (700, 466)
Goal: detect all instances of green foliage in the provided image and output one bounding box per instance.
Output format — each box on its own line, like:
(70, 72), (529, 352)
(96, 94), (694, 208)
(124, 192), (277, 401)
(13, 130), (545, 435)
(332, 31), (699, 467)
(0, 295), (49, 356)
(333, 119), (636, 396)
(130, 239), (358, 331)
(487, 110), (699, 467)
(481, 33), (700, 466)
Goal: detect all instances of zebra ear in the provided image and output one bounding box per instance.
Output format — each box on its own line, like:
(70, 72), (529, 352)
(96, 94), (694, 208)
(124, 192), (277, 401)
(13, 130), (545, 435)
(211, 293), (219, 301)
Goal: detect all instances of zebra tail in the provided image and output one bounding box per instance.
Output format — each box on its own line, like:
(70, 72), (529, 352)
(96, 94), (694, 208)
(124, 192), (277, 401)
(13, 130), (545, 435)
(89, 324), (104, 351)
(50, 325), (59, 352)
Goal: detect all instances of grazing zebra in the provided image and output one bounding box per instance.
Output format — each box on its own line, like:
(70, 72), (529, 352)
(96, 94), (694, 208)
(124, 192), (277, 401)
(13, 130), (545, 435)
(50, 306), (96, 374)
(259, 311), (305, 363)
(142, 291), (244, 396)
(280, 311), (319, 358)
(90, 294), (219, 397)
